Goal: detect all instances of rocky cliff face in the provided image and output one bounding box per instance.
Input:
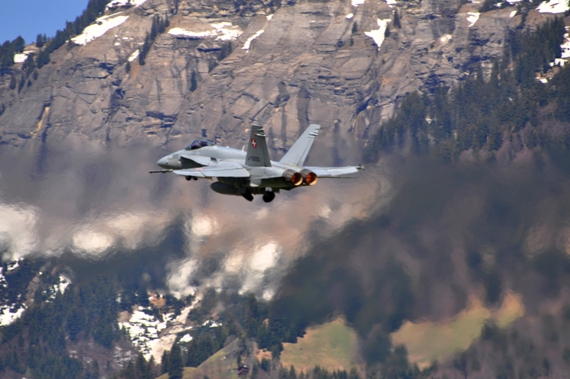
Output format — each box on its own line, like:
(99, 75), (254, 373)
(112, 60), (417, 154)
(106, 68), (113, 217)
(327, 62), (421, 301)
(0, 0), (551, 152)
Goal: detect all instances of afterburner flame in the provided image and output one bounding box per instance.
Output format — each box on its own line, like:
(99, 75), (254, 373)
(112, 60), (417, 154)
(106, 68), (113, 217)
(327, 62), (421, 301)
(283, 170), (303, 186)
(301, 169), (318, 186)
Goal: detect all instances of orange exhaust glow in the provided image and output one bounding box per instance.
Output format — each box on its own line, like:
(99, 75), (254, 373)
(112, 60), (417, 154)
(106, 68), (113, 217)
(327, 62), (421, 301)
(300, 169), (318, 186)
(283, 170), (304, 186)
(291, 172), (303, 186)
(305, 172), (318, 186)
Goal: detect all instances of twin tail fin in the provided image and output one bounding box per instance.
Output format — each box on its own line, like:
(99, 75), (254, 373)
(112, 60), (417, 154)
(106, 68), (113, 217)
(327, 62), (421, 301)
(245, 125), (271, 167)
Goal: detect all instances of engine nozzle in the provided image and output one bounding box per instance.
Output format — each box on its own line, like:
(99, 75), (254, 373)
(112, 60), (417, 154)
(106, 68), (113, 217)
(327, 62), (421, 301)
(300, 169), (318, 186)
(283, 170), (303, 186)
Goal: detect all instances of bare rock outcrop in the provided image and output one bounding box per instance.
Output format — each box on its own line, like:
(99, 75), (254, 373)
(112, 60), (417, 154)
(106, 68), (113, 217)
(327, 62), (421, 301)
(0, 0), (542, 156)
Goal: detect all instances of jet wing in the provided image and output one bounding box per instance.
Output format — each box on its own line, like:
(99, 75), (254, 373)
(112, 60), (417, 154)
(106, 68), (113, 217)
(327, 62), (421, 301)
(172, 161), (250, 178)
(304, 165), (363, 178)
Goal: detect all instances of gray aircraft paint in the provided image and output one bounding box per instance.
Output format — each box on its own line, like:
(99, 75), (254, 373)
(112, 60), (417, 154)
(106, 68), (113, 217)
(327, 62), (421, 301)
(152, 124), (363, 202)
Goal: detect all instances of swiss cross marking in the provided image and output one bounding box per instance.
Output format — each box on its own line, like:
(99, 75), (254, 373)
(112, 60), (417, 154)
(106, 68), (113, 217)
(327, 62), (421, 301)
(251, 138), (257, 148)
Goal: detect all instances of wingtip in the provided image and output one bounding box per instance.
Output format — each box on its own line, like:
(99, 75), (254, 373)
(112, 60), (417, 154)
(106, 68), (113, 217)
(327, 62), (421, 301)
(357, 164), (365, 171)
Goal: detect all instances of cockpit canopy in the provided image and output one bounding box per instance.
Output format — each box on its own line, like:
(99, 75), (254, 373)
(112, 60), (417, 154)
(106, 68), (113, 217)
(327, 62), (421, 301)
(185, 139), (215, 150)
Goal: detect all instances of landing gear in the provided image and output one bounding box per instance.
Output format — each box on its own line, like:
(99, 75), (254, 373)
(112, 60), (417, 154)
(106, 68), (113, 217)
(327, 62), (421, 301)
(185, 176), (198, 181)
(262, 191), (275, 203)
(241, 190), (254, 202)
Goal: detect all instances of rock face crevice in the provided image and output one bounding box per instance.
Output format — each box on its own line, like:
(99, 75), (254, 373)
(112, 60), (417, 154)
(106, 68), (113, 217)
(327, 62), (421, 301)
(0, 0), (542, 154)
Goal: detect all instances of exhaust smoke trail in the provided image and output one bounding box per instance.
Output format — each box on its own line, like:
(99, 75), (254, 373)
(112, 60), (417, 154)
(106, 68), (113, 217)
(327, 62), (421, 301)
(0, 140), (389, 298)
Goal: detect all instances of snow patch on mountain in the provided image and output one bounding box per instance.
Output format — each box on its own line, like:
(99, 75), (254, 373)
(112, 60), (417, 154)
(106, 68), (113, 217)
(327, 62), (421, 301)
(7, 259), (21, 272)
(243, 30), (265, 50)
(0, 268), (6, 289)
(106, 0), (147, 10)
(169, 28), (218, 39)
(0, 304), (26, 326)
(128, 50), (140, 62)
(119, 307), (170, 359)
(72, 14), (129, 45)
(467, 12), (480, 27)
(212, 22), (242, 41)
(561, 29), (570, 59)
(52, 275), (71, 297)
(169, 23), (242, 41)
(14, 52), (31, 63)
(537, 0), (569, 13)
(119, 305), (200, 361)
(364, 19), (391, 49)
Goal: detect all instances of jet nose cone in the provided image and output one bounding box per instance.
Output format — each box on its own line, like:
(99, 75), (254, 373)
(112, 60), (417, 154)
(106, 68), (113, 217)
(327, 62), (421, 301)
(157, 156), (169, 168)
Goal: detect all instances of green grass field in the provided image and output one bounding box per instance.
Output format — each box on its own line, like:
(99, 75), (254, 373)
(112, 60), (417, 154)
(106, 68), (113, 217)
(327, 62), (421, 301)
(391, 293), (524, 367)
(156, 339), (241, 379)
(155, 294), (523, 378)
(280, 318), (360, 374)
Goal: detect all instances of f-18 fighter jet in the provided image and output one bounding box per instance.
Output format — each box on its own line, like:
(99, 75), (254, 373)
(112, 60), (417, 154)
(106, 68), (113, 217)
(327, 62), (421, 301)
(151, 124), (362, 202)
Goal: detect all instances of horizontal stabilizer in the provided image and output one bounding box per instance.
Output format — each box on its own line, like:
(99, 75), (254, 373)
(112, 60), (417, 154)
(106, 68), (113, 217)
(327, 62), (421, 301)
(304, 165), (363, 178)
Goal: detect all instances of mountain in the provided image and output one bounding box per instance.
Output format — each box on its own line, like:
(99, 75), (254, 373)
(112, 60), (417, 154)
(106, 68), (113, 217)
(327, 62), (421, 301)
(0, 0), (557, 151)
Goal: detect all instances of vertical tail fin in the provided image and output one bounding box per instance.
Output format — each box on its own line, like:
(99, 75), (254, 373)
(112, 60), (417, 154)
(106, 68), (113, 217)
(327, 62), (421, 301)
(279, 124), (320, 167)
(245, 125), (272, 167)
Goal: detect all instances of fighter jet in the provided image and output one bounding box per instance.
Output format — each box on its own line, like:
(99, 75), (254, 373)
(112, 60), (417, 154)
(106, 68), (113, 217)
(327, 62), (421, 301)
(150, 124), (362, 202)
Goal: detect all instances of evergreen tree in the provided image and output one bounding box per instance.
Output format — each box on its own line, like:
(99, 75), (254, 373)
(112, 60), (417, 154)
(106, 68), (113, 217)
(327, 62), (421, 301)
(168, 344), (184, 379)
(18, 74), (25, 92)
(12, 36), (25, 53)
(0, 40), (15, 68)
(36, 34), (47, 48)
(190, 71), (198, 92)
(393, 10), (401, 28)
(161, 351), (170, 374)
(9, 75), (16, 90)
